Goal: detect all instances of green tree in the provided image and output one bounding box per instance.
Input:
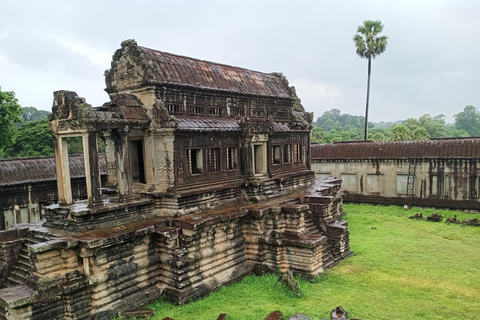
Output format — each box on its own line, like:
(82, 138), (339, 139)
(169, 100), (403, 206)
(371, 132), (387, 142)
(412, 127), (430, 140)
(353, 20), (388, 140)
(5, 118), (54, 157)
(315, 109), (368, 133)
(310, 126), (324, 143)
(0, 87), (23, 155)
(403, 118), (420, 132)
(324, 131), (351, 143)
(389, 124), (412, 141)
(322, 119), (339, 132)
(454, 105), (480, 136)
(21, 106), (51, 124)
(448, 128), (469, 137)
(418, 114), (446, 138)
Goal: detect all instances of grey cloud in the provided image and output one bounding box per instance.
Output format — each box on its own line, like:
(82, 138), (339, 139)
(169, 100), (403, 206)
(0, 0), (478, 123)
(0, 31), (102, 78)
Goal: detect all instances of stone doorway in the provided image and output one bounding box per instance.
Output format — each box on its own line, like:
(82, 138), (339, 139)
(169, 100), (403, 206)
(129, 140), (146, 183)
(254, 144), (266, 175)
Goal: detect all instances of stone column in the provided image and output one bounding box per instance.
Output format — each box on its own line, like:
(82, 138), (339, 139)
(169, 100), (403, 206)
(242, 134), (254, 177)
(153, 129), (175, 192)
(305, 132), (311, 170)
(114, 129), (134, 202)
(102, 131), (118, 187)
(143, 130), (155, 187)
(83, 132), (103, 207)
(54, 135), (73, 205)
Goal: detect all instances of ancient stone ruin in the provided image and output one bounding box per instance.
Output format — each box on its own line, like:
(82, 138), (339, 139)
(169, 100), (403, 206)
(0, 40), (352, 319)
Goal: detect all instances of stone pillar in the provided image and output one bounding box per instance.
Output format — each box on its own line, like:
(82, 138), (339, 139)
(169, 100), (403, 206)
(114, 129), (134, 202)
(83, 132), (103, 207)
(153, 129), (175, 192)
(54, 135), (73, 205)
(305, 132), (311, 170)
(103, 132), (118, 187)
(242, 135), (254, 177)
(143, 131), (155, 187)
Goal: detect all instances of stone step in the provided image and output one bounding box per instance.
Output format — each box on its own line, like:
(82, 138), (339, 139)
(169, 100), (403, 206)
(10, 268), (29, 279)
(18, 253), (29, 260)
(18, 258), (31, 268)
(6, 273), (25, 286)
(0, 305), (6, 320)
(303, 215), (318, 234)
(13, 262), (30, 273)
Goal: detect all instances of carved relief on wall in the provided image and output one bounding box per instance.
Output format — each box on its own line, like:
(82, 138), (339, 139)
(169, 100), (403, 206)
(151, 100), (177, 128)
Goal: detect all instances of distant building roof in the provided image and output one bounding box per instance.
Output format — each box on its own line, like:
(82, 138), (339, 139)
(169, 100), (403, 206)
(0, 155), (107, 187)
(311, 138), (480, 160)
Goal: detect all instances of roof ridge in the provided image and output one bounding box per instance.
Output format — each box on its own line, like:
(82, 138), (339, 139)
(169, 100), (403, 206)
(139, 46), (278, 78)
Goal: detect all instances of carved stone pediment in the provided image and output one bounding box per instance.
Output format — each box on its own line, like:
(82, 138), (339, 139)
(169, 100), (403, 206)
(51, 90), (93, 121)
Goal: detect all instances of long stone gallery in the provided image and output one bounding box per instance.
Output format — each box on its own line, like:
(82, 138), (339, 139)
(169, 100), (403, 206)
(0, 40), (352, 319)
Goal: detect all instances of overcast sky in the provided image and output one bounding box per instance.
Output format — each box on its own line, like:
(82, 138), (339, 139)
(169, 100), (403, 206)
(1, 0), (478, 124)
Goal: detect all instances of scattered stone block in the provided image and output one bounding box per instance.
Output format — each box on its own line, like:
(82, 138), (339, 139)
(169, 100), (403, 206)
(462, 218), (480, 226)
(445, 215), (461, 224)
(264, 310), (283, 320)
(409, 213), (425, 220)
(331, 306), (348, 320)
(427, 213), (442, 222)
(119, 307), (155, 319)
(288, 313), (310, 320)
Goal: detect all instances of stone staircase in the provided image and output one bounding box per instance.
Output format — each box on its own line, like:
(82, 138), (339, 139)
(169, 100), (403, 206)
(6, 231), (52, 287)
(0, 304), (6, 320)
(304, 212), (319, 234)
(6, 246), (31, 286)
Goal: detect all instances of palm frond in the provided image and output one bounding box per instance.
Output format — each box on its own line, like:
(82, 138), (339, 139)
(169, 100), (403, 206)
(353, 20), (388, 59)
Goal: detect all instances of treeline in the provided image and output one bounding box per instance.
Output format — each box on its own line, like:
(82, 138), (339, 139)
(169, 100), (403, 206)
(2, 108), (105, 158)
(311, 107), (478, 143)
(1, 87), (478, 157)
(1, 87), (108, 158)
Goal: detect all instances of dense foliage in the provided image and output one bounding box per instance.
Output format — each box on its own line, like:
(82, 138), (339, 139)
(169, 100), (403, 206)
(1, 100), (105, 158)
(311, 107), (474, 143)
(20, 106), (51, 124)
(454, 105), (480, 136)
(4, 118), (54, 157)
(0, 87), (23, 156)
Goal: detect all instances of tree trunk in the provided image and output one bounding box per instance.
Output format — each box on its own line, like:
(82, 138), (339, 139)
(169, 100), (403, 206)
(364, 56), (372, 140)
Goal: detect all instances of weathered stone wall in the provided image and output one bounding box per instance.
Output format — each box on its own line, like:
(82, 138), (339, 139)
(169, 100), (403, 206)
(0, 179), (351, 320)
(0, 178), (97, 230)
(312, 158), (480, 210)
(0, 154), (108, 231)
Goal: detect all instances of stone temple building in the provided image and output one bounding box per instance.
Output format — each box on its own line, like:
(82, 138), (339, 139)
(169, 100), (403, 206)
(0, 40), (351, 319)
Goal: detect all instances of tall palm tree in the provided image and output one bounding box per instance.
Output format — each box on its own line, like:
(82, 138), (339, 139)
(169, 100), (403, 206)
(354, 20), (388, 140)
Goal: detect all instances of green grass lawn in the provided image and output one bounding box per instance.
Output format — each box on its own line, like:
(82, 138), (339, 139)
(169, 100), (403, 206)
(147, 204), (480, 320)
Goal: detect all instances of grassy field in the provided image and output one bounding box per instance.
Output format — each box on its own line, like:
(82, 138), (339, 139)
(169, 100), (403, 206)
(147, 204), (480, 320)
